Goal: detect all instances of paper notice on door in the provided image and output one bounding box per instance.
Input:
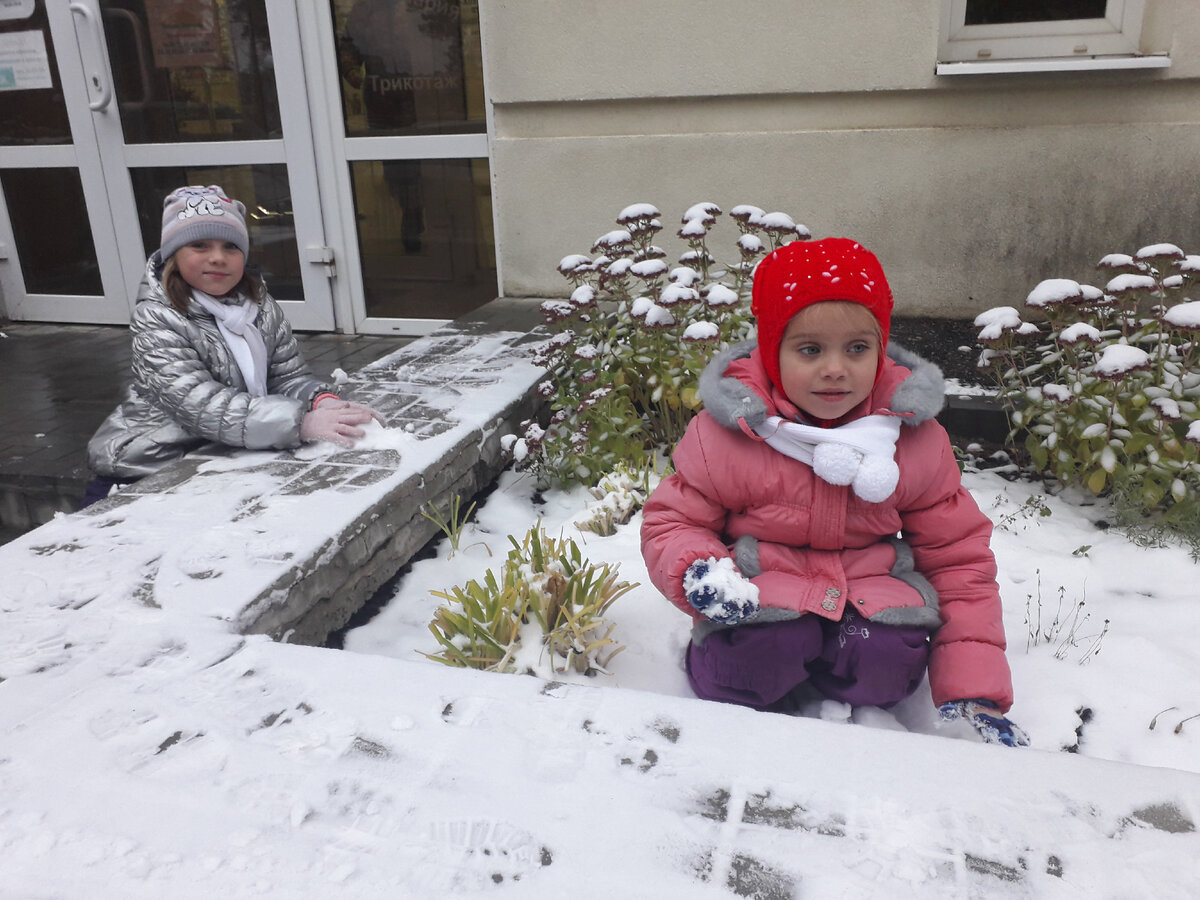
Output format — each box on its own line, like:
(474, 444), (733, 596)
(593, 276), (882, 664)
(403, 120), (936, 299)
(0, 0), (35, 24)
(0, 30), (52, 91)
(147, 0), (222, 69)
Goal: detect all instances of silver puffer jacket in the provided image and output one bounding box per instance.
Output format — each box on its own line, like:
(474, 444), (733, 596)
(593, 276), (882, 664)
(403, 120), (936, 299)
(87, 254), (332, 479)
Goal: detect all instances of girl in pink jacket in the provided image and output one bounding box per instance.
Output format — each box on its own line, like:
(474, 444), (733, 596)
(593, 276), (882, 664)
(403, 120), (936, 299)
(640, 238), (1027, 746)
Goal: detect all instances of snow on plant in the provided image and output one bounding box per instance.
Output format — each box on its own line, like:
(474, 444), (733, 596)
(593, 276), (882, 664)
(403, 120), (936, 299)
(507, 202), (810, 486)
(977, 243), (1200, 545)
(425, 524), (634, 677)
(573, 460), (656, 536)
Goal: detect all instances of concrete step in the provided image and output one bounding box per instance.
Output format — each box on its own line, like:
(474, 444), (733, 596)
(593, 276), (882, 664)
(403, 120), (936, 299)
(2, 299), (545, 647)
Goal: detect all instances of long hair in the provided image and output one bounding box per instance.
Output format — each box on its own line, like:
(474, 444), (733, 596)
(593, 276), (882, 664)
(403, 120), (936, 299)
(160, 255), (266, 314)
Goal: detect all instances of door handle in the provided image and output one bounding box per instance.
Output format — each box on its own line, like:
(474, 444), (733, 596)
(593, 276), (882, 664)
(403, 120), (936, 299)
(101, 7), (153, 109)
(69, 2), (113, 112)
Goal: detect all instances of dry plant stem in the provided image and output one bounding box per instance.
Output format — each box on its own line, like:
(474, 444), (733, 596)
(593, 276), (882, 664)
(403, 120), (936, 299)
(1175, 713), (1200, 734)
(1024, 569), (1109, 664)
(1149, 706), (1179, 730)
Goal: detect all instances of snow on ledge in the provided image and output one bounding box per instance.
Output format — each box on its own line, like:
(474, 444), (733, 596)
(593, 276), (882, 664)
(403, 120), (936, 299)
(936, 55), (1171, 76)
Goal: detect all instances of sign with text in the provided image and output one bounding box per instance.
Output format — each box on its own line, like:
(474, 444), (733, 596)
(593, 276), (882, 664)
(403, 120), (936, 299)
(146, 0), (221, 69)
(0, 29), (51, 91)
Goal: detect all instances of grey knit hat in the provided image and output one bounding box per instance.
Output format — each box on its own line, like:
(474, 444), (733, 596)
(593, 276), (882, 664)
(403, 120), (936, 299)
(159, 185), (249, 261)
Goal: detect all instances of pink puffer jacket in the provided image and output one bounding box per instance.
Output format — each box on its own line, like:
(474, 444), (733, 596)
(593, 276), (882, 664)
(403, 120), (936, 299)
(641, 342), (1014, 711)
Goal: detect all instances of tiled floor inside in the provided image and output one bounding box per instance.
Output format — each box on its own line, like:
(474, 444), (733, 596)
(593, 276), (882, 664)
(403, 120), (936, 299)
(0, 321), (413, 544)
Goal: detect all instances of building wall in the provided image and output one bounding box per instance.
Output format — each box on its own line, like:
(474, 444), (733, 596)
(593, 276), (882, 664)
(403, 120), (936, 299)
(480, 0), (1200, 319)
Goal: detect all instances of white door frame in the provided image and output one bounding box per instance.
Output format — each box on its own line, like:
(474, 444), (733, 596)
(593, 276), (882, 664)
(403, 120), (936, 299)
(0, 0), (128, 323)
(294, 2), (498, 337)
(1, 0), (337, 330)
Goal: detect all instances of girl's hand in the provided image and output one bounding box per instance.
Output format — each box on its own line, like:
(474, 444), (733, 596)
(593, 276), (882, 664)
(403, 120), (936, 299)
(314, 394), (385, 425)
(683, 557), (760, 625)
(938, 699), (1030, 747)
(300, 405), (376, 448)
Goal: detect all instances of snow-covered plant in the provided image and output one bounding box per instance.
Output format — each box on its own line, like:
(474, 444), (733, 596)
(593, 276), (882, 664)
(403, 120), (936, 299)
(508, 202), (810, 486)
(573, 461), (654, 536)
(977, 243), (1200, 540)
(425, 525), (633, 676)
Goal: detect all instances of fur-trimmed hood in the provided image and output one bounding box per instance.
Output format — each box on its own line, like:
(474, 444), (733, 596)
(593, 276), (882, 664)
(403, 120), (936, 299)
(697, 339), (946, 432)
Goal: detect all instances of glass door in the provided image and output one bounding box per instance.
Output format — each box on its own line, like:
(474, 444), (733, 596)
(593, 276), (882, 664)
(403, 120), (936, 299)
(0, 0), (337, 329)
(0, 0), (128, 322)
(305, 0), (496, 335)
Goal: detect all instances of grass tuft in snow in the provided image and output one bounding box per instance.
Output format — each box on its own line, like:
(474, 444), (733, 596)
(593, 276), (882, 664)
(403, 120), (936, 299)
(425, 524), (634, 677)
(420, 494), (479, 557)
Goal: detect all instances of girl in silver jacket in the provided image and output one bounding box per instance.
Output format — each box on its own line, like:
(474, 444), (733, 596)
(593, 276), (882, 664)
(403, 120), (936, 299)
(83, 185), (379, 506)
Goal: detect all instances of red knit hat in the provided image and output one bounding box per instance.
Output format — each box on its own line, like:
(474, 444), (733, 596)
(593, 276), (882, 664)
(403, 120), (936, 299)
(751, 237), (893, 394)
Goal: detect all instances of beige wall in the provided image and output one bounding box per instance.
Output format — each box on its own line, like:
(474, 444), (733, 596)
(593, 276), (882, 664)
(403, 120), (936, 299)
(480, 0), (1200, 319)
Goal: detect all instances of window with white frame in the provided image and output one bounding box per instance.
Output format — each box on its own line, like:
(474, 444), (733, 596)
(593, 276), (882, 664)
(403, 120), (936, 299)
(938, 0), (1148, 63)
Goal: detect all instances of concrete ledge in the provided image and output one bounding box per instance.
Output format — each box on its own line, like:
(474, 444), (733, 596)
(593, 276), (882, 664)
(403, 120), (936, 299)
(0, 473), (84, 541)
(2, 300), (546, 648)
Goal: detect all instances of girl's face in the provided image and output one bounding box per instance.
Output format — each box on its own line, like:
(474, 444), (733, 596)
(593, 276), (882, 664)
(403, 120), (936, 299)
(777, 301), (880, 421)
(174, 239), (245, 297)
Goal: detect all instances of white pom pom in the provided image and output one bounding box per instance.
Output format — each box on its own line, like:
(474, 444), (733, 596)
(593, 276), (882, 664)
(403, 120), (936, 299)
(852, 453), (899, 502)
(812, 442), (861, 486)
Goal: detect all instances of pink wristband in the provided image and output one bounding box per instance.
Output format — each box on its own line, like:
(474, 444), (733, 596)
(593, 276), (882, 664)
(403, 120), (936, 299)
(312, 392), (340, 410)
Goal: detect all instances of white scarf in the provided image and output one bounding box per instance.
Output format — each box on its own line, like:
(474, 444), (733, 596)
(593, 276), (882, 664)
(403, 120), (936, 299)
(752, 413), (902, 502)
(191, 290), (269, 397)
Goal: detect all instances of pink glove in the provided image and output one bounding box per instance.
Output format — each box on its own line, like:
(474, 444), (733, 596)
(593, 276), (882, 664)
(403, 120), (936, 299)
(300, 404), (376, 448)
(313, 394), (384, 425)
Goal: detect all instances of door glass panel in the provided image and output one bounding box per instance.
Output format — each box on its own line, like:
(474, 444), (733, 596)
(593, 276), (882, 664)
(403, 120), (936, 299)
(100, 0), (281, 143)
(130, 165), (302, 300)
(0, 169), (102, 294)
(351, 157), (494, 319)
(332, 0), (484, 137)
(0, 2), (71, 144)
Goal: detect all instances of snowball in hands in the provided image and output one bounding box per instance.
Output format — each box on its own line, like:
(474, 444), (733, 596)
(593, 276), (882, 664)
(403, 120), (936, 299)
(683, 557), (760, 624)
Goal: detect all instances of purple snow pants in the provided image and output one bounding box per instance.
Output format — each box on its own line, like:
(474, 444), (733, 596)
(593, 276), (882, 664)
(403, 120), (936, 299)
(686, 610), (930, 711)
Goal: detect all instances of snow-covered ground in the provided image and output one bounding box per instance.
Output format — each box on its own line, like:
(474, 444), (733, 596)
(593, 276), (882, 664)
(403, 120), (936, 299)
(3, 450), (1199, 898)
(346, 457), (1200, 776)
(3, 370), (1200, 899)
